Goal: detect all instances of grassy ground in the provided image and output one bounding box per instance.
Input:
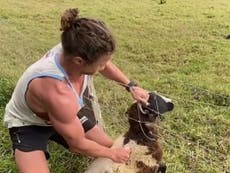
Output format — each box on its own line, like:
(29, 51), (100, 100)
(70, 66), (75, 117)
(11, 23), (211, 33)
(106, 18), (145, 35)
(0, 0), (230, 172)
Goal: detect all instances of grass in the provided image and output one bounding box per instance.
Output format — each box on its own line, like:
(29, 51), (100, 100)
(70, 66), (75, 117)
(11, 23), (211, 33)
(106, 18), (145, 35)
(0, 0), (230, 172)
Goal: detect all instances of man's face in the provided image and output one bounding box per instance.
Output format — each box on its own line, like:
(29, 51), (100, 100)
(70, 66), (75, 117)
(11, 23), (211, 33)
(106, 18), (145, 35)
(82, 54), (111, 75)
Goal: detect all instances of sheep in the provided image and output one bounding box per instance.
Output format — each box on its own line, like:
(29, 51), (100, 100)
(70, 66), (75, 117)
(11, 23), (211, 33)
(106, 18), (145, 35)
(84, 92), (174, 173)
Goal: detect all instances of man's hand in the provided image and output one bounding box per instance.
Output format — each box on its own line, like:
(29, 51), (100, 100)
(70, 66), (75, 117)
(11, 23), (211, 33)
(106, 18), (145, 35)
(110, 147), (131, 163)
(130, 86), (149, 105)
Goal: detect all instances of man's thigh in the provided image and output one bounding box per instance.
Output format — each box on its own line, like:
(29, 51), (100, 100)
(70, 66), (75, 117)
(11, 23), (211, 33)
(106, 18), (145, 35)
(9, 125), (53, 159)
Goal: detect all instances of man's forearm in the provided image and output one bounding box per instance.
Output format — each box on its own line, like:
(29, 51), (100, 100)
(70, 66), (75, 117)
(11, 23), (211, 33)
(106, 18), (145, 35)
(70, 138), (113, 159)
(100, 61), (130, 85)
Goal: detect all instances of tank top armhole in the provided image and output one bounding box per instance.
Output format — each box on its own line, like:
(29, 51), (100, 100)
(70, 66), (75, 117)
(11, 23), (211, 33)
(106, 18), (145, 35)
(23, 74), (65, 112)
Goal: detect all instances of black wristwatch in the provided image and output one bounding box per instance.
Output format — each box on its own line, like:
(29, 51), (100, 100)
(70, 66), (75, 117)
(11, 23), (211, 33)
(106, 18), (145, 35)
(126, 81), (137, 92)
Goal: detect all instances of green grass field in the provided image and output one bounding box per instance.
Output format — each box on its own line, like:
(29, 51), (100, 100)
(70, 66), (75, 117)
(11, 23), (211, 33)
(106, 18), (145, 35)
(0, 0), (230, 172)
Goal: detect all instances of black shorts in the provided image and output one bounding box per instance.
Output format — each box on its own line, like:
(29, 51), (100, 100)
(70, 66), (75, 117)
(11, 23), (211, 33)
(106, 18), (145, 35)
(9, 105), (96, 159)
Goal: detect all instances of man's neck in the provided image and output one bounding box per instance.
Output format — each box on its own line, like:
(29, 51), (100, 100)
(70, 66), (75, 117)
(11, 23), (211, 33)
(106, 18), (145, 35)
(59, 54), (83, 82)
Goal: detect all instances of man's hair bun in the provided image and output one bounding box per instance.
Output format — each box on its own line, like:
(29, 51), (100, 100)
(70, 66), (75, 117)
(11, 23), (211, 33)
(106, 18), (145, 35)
(60, 8), (79, 31)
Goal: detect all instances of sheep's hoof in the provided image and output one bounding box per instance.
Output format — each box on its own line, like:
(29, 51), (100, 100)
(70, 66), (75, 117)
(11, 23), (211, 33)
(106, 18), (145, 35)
(157, 162), (167, 173)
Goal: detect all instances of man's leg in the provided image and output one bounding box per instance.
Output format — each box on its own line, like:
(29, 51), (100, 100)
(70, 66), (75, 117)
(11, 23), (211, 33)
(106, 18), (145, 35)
(85, 125), (113, 147)
(9, 126), (53, 173)
(15, 149), (50, 173)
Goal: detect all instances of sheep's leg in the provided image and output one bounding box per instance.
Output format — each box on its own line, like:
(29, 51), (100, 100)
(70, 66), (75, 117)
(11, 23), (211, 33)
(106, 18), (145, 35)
(154, 164), (159, 173)
(157, 162), (167, 173)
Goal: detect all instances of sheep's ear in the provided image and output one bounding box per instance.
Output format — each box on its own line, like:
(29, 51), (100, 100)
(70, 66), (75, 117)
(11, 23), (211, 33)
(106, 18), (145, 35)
(148, 92), (174, 114)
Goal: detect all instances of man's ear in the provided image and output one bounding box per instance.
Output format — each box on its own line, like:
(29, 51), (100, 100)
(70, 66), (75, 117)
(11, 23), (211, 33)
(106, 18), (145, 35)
(73, 56), (84, 65)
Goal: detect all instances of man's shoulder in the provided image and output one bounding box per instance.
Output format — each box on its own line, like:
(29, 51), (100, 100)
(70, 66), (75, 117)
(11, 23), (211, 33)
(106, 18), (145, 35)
(29, 78), (72, 102)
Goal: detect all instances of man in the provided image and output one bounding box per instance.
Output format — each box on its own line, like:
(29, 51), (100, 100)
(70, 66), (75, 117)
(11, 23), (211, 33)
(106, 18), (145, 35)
(4, 8), (149, 173)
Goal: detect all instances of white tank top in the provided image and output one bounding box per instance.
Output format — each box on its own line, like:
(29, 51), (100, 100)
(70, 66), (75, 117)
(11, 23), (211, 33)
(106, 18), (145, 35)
(4, 43), (88, 128)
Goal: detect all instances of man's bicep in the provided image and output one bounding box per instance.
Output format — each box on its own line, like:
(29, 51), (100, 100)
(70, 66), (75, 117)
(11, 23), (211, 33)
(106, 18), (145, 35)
(46, 97), (85, 146)
(49, 113), (85, 147)
(42, 85), (85, 147)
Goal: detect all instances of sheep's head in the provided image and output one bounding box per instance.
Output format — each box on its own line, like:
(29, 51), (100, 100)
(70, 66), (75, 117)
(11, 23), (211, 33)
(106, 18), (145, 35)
(127, 92), (174, 128)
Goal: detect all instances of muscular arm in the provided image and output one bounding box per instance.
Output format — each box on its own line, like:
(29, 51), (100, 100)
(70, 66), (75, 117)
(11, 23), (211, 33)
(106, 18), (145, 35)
(44, 81), (112, 158)
(99, 60), (130, 86)
(100, 60), (149, 104)
(46, 94), (109, 156)
(27, 78), (129, 162)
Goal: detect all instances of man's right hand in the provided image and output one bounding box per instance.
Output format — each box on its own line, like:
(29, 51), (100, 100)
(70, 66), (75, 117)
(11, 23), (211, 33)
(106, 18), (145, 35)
(110, 147), (131, 163)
